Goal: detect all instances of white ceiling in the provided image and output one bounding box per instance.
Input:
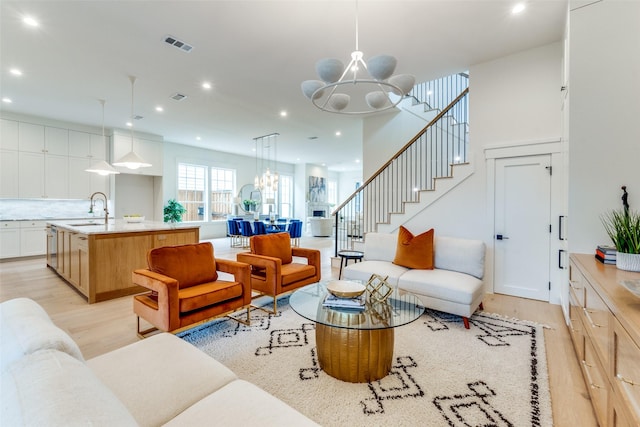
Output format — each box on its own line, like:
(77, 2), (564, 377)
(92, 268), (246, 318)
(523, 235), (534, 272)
(0, 0), (567, 172)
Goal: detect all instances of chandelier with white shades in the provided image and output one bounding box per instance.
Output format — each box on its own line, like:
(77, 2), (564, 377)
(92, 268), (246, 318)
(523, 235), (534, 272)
(254, 133), (280, 192)
(301, 1), (415, 114)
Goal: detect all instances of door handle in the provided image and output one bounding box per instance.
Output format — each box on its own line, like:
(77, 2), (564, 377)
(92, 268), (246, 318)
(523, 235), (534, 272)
(496, 234), (509, 240)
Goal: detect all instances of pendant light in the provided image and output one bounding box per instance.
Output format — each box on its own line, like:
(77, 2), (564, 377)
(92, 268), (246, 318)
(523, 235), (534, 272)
(113, 75), (151, 169)
(85, 99), (120, 176)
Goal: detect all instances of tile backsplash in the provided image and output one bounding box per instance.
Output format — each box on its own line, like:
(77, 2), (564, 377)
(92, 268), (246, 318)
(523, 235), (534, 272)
(0, 199), (114, 221)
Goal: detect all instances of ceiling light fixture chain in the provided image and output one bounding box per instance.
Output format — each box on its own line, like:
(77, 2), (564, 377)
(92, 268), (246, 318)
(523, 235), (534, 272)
(301, 0), (415, 114)
(253, 132), (280, 193)
(113, 75), (151, 170)
(85, 100), (120, 176)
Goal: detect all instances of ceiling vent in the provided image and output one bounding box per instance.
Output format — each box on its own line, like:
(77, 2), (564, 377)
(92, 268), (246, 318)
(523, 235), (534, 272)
(170, 93), (187, 101)
(163, 35), (194, 53)
(132, 115), (143, 120)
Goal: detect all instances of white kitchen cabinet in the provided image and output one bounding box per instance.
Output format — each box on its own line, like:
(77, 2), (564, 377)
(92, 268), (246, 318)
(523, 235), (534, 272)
(68, 157), (109, 199)
(68, 130), (92, 157)
(113, 134), (163, 176)
(18, 151), (44, 198)
(90, 134), (107, 159)
(18, 123), (44, 153)
(18, 152), (68, 199)
(44, 127), (69, 156)
(20, 221), (47, 256)
(69, 131), (106, 160)
(0, 119), (19, 151)
(0, 221), (20, 259)
(0, 150), (19, 198)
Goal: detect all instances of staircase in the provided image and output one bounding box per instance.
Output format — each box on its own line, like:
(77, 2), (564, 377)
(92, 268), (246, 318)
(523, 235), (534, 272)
(332, 75), (470, 256)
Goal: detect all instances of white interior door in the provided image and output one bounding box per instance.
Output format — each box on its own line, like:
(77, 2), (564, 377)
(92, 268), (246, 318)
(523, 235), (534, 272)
(494, 155), (551, 301)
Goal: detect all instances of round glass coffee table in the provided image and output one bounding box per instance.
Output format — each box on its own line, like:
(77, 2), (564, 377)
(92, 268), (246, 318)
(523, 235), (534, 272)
(289, 281), (424, 383)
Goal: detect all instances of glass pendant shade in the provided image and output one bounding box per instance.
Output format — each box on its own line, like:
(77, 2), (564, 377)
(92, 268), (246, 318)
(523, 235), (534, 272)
(389, 74), (416, 96)
(328, 93), (350, 111)
(316, 58), (344, 83)
(86, 160), (119, 176)
(365, 91), (390, 109)
(113, 150), (151, 170)
(367, 55), (397, 80)
(301, 80), (325, 100)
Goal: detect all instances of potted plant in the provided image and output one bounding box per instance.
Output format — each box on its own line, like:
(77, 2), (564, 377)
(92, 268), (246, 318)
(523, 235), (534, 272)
(601, 209), (640, 272)
(164, 199), (186, 223)
(243, 199), (257, 212)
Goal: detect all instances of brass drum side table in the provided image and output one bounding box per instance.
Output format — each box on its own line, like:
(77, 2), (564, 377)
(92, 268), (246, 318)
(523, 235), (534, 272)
(289, 282), (424, 383)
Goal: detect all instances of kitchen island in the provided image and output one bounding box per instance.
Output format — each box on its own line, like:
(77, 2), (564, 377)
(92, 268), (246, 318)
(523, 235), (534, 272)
(47, 220), (199, 303)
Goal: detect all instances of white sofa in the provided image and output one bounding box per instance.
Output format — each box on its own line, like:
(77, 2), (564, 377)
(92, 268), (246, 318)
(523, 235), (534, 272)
(0, 297), (318, 426)
(342, 232), (486, 328)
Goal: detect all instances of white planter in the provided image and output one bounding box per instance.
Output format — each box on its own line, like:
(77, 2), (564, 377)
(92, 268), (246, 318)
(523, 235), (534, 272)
(616, 252), (640, 272)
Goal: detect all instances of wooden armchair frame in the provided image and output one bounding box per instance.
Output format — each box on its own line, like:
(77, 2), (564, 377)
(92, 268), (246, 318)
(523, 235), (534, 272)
(133, 255), (252, 338)
(237, 246), (320, 314)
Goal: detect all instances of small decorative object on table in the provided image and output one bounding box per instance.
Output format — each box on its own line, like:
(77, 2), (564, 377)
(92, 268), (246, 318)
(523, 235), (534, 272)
(326, 280), (366, 298)
(123, 214), (145, 223)
(365, 273), (393, 302)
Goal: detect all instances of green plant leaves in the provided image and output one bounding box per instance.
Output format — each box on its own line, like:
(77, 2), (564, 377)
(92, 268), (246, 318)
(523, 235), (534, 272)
(601, 209), (640, 254)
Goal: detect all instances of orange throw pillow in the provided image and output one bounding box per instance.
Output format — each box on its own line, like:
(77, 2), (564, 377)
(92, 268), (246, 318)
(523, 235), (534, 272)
(393, 226), (434, 269)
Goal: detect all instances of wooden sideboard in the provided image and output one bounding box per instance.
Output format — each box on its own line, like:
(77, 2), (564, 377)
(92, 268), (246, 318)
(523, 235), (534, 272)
(568, 254), (640, 426)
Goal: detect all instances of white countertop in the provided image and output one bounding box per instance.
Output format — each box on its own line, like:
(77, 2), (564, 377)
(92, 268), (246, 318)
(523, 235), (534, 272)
(47, 219), (200, 235)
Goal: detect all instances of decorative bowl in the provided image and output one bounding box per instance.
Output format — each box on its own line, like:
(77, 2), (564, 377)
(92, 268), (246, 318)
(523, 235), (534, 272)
(326, 280), (366, 298)
(123, 215), (145, 223)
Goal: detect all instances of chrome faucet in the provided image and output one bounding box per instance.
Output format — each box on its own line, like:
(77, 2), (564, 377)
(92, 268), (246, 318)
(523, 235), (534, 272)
(89, 192), (109, 224)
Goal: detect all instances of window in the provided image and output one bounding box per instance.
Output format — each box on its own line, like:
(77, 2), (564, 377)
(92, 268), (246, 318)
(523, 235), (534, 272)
(177, 163), (236, 222)
(328, 179), (338, 206)
(210, 167), (234, 220)
(178, 164), (206, 222)
(279, 175), (293, 218)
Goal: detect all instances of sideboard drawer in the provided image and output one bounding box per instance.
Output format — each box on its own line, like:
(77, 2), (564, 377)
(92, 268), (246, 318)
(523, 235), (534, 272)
(613, 319), (640, 425)
(584, 280), (611, 369)
(582, 338), (609, 427)
(568, 291), (585, 360)
(569, 261), (586, 306)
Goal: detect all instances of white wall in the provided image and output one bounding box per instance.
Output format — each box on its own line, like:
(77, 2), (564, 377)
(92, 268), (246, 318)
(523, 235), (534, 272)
(362, 42), (563, 300)
(568, 0), (640, 253)
(162, 141), (295, 239)
(362, 108), (427, 180)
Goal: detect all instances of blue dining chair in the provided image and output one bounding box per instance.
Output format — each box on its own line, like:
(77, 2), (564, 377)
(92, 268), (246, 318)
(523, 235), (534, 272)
(288, 220), (302, 247)
(239, 220), (254, 248)
(227, 219), (242, 248)
(253, 220), (267, 235)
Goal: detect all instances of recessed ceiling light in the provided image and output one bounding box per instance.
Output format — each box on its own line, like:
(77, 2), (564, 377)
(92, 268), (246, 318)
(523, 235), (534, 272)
(126, 121), (132, 127)
(196, 136), (201, 141)
(10, 68), (22, 76)
(22, 16), (39, 27)
(155, 106), (164, 112)
(512, 3), (525, 14)
(202, 82), (211, 90)
(335, 131), (341, 136)
(280, 110), (287, 117)
(355, 159), (360, 163)
(2, 97), (13, 104)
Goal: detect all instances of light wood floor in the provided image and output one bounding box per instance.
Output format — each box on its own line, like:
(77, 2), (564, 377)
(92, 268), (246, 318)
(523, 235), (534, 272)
(0, 236), (596, 426)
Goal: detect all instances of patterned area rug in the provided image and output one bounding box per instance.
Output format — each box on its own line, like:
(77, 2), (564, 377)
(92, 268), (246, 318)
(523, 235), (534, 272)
(179, 297), (553, 427)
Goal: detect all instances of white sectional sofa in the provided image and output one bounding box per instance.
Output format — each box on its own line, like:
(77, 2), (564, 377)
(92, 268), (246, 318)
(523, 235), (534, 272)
(0, 298), (318, 426)
(342, 232), (486, 328)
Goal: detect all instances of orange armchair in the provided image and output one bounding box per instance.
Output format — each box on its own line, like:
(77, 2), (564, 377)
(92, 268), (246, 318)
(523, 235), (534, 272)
(133, 242), (251, 337)
(237, 232), (321, 314)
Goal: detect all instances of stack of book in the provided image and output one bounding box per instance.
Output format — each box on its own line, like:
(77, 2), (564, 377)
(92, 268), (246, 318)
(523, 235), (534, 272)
(595, 245), (617, 265)
(323, 293), (366, 310)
